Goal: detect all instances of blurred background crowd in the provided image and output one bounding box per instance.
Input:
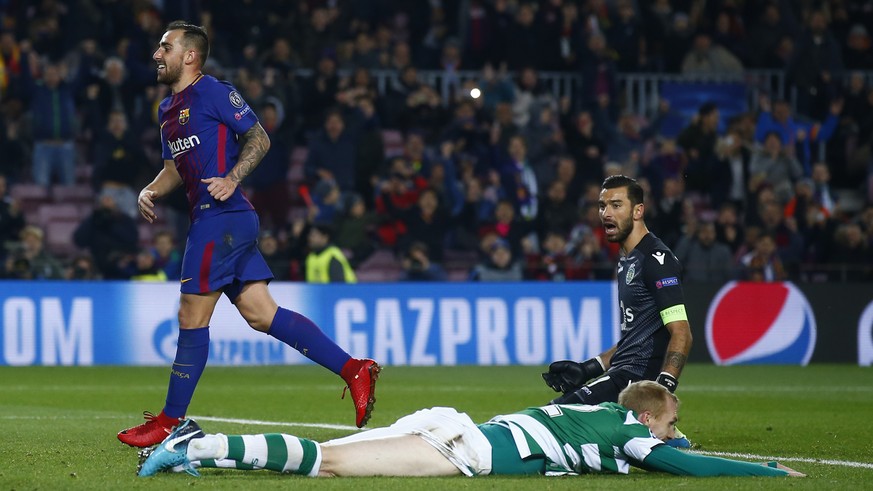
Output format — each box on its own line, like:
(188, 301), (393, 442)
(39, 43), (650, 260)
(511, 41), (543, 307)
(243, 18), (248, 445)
(0, 0), (871, 283)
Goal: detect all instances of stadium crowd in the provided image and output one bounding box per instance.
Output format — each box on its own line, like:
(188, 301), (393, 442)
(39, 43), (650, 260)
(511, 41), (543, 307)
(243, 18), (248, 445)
(0, 0), (871, 283)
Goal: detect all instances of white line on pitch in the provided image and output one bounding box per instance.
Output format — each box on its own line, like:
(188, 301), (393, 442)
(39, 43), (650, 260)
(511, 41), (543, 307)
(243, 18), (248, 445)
(694, 450), (873, 470)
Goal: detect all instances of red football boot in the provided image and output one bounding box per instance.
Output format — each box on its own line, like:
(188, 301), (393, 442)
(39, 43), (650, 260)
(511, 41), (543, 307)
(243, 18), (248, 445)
(117, 411), (179, 447)
(341, 358), (381, 428)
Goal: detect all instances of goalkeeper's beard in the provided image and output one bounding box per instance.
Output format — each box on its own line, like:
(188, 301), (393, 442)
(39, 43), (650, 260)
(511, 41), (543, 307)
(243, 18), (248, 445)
(606, 215), (634, 243)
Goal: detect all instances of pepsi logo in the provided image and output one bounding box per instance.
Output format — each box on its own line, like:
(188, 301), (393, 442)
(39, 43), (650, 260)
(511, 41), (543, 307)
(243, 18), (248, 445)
(706, 281), (816, 365)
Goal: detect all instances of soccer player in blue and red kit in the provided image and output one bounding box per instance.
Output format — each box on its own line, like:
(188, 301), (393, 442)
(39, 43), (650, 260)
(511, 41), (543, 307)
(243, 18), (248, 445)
(118, 21), (380, 447)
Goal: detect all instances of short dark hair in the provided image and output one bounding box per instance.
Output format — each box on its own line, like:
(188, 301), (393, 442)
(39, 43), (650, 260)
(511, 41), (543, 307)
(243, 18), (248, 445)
(602, 175), (644, 206)
(698, 101), (718, 117)
(166, 21), (209, 66)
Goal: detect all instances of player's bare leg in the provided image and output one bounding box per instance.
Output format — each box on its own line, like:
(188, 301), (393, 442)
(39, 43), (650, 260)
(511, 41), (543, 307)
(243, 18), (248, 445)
(319, 435), (461, 477)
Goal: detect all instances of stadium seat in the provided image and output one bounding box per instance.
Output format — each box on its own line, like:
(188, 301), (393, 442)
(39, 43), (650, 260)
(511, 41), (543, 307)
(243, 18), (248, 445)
(45, 220), (81, 257)
(51, 184), (94, 203)
(381, 129), (404, 158)
(37, 203), (82, 224)
(10, 183), (49, 200)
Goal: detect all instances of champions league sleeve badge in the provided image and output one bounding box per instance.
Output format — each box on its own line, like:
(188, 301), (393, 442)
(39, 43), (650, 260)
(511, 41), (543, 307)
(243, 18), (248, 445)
(229, 90), (245, 108)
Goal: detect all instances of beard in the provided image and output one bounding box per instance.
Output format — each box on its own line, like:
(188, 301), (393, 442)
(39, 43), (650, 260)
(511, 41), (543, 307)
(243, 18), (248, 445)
(605, 215), (634, 243)
(157, 62), (182, 86)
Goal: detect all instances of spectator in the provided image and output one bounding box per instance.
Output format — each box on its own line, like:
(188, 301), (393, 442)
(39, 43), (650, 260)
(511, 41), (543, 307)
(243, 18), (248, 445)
(64, 254), (101, 280)
(709, 129), (751, 211)
(497, 134), (538, 221)
(304, 108), (357, 194)
(23, 58), (78, 186)
(0, 174), (25, 260)
(754, 96), (841, 174)
(454, 176), (495, 251)
(258, 231), (291, 281)
(469, 237), (522, 281)
(334, 193), (377, 268)
(579, 32), (619, 116)
(844, 24), (873, 70)
(607, 0), (647, 72)
(480, 199), (535, 260)
(399, 240), (447, 281)
(535, 180), (577, 239)
(787, 10), (844, 119)
(394, 187), (453, 264)
(738, 232), (787, 282)
(6, 225), (63, 279)
(73, 190), (139, 279)
(561, 109), (606, 189)
(662, 12), (695, 73)
(674, 221), (734, 283)
(681, 30), (744, 76)
(746, 3), (796, 69)
(92, 110), (148, 219)
(505, 3), (539, 70)
(827, 223), (872, 281)
(129, 248), (169, 281)
(784, 179), (836, 266)
(758, 200), (805, 277)
(749, 131), (804, 204)
(351, 95), (385, 208)
(246, 98), (293, 232)
(715, 202), (745, 254)
(301, 54), (340, 132)
(525, 230), (590, 281)
(149, 230), (182, 281)
(304, 222), (356, 283)
(374, 157), (428, 248)
(676, 101), (720, 193)
(511, 67), (555, 130)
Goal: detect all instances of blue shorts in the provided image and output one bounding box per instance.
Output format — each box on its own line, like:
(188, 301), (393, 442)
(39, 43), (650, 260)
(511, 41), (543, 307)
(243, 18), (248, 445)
(180, 210), (273, 301)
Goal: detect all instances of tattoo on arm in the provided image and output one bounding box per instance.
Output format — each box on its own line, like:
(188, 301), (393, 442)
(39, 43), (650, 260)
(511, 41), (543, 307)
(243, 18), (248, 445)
(229, 123), (271, 184)
(664, 351), (687, 374)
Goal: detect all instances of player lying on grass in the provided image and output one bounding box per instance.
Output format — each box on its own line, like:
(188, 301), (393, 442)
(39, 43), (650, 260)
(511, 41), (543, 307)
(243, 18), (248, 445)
(138, 381), (804, 478)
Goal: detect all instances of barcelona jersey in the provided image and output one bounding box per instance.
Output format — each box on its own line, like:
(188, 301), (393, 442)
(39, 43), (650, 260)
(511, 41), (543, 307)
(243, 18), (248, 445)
(159, 74), (258, 222)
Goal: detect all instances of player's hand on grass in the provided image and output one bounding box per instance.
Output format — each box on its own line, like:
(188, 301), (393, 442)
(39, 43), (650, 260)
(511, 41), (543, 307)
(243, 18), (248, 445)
(764, 462), (806, 477)
(201, 176), (238, 202)
(542, 358), (605, 393)
(138, 189), (158, 223)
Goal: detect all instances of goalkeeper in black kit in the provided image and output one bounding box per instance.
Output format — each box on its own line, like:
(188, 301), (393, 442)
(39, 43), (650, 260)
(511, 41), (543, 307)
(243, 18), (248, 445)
(543, 175), (694, 447)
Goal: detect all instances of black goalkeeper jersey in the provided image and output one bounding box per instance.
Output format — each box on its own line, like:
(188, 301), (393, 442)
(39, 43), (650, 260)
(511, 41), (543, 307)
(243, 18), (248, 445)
(609, 233), (687, 379)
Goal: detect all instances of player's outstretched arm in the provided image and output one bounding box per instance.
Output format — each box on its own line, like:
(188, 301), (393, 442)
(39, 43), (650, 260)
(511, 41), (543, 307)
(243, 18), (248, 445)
(139, 159), (182, 223)
(640, 445), (803, 477)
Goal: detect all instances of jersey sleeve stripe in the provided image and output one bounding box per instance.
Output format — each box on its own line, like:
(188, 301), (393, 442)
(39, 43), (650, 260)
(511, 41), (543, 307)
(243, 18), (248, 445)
(217, 124), (227, 174)
(659, 304), (688, 324)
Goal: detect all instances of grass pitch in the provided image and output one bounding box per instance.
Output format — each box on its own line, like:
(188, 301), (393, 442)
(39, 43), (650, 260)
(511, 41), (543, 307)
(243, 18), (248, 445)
(1, 364), (871, 490)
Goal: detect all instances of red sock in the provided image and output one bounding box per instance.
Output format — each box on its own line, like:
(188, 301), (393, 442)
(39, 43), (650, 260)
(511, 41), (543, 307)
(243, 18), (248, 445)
(157, 411), (180, 428)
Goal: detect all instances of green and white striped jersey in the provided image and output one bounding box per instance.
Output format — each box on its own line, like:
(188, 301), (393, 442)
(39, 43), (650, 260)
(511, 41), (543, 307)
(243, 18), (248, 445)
(487, 402), (662, 476)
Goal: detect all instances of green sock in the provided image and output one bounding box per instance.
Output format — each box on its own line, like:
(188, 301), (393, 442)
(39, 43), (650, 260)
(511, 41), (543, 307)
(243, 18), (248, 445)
(195, 434), (321, 475)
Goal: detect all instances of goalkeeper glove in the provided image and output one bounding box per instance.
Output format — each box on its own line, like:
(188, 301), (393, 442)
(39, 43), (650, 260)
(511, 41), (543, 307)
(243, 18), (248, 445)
(656, 372), (678, 393)
(542, 357), (606, 393)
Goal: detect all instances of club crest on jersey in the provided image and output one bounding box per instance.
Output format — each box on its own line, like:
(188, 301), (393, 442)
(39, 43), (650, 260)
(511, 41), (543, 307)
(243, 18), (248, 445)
(179, 108), (190, 125)
(229, 90), (245, 108)
(625, 263), (636, 284)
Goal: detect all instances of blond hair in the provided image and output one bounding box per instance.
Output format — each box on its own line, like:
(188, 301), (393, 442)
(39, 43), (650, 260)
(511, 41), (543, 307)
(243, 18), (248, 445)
(618, 380), (678, 417)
